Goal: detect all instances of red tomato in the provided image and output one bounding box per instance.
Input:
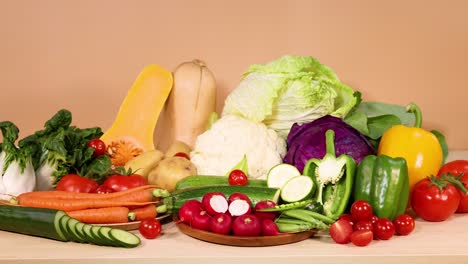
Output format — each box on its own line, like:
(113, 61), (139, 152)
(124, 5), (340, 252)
(350, 200), (373, 222)
(372, 218), (395, 240)
(338, 213), (354, 226)
(56, 174), (99, 193)
(228, 170), (248, 186)
(139, 218), (162, 239)
(369, 215), (379, 224)
(350, 230), (373, 247)
(437, 160), (468, 213)
(94, 185), (115, 194)
(87, 138), (107, 157)
(174, 152), (190, 160)
(102, 174), (148, 192)
(411, 177), (461, 222)
(354, 221), (373, 232)
(393, 214), (415, 236)
(329, 219), (353, 244)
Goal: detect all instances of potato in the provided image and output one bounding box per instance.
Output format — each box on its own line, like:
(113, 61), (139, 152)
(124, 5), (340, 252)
(147, 156), (197, 192)
(124, 149), (164, 179)
(165, 140), (192, 158)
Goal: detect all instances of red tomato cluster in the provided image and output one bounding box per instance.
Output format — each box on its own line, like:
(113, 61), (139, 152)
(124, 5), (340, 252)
(410, 160), (468, 222)
(330, 200), (415, 247)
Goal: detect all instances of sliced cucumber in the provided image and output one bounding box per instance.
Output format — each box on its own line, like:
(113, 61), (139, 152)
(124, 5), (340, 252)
(267, 163), (301, 189)
(99, 226), (121, 247)
(109, 229), (141, 248)
(280, 175), (315, 203)
(58, 215), (73, 241)
(81, 224), (102, 245)
(66, 218), (86, 243)
(91, 225), (110, 246)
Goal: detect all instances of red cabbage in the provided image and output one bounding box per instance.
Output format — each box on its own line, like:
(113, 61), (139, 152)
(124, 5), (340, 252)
(283, 115), (375, 173)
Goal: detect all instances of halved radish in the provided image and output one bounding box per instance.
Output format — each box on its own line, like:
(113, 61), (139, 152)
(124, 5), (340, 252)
(202, 192), (228, 216)
(228, 199), (251, 217)
(228, 192), (252, 206)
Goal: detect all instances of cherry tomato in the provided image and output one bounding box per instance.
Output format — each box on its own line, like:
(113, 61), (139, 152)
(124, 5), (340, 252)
(87, 138), (107, 157)
(228, 169), (248, 186)
(369, 215), (379, 224)
(174, 152), (190, 160)
(350, 230), (373, 247)
(102, 174), (148, 192)
(329, 219), (353, 244)
(56, 174), (99, 193)
(354, 221), (373, 232)
(338, 213), (354, 226)
(350, 200), (373, 222)
(411, 177), (461, 222)
(94, 185), (115, 194)
(139, 218), (162, 239)
(437, 160), (468, 213)
(393, 214), (415, 236)
(372, 218), (395, 240)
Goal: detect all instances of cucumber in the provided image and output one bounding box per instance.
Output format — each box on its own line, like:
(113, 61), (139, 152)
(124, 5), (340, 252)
(267, 164), (301, 189)
(164, 185), (281, 212)
(66, 218), (87, 243)
(175, 175), (268, 190)
(0, 205), (67, 241)
(280, 175), (315, 203)
(0, 205), (140, 247)
(109, 229), (141, 248)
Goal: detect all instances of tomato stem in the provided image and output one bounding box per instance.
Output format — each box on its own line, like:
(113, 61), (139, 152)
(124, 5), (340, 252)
(440, 174), (468, 194)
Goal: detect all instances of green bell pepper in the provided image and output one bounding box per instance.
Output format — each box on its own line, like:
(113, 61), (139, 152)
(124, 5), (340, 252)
(303, 129), (356, 220)
(354, 154), (409, 220)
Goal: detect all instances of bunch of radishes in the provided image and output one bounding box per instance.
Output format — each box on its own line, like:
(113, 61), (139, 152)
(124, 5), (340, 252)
(178, 192), (282, 236)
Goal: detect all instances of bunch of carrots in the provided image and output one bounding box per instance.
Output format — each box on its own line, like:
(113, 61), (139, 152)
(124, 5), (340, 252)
(8, 185), (170, 224)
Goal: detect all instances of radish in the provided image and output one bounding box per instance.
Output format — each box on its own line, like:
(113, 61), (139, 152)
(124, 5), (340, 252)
(209, 213), (233, 235)
(228, 199), (252, 217)
(178, 199), (203, 224)
(232, 214), (261, 236)
(261, 219), (281, 236)
(190, 210), (211, 231)
(254, 200), (278, 220)
(202, 192), (229, 216)
(228, 192), (252, 206)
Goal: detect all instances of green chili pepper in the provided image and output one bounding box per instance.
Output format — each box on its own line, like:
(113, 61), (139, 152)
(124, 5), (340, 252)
(303, 129), (356, 220)
(354, 154), (409, 220)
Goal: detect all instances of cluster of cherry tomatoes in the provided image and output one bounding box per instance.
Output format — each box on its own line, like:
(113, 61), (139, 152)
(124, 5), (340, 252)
(329, 200), (415, 247)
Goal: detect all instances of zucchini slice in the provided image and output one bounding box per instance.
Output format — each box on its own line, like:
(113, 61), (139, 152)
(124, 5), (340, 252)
(267, 164), (301, 189)
(280, 175), (315, 203)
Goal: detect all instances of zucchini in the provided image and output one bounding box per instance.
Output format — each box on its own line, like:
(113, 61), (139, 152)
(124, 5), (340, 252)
(0, 205), (140, 248)
(175, 175), (268, 190)
(164, 185), (281, 212)
(280, 175), (315, 203)
(266, 164), (301, 189)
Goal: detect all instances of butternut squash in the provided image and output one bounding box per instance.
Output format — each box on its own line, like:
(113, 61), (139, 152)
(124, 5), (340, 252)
(164, 59), (217, 148)
(101, 64), (173, 166)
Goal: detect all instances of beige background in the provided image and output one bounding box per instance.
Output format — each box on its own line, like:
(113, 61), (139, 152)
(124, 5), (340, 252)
(0, 0), (467, 149)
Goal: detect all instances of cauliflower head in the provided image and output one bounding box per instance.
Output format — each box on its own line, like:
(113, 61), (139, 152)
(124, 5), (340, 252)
(190, 115), (287, 179)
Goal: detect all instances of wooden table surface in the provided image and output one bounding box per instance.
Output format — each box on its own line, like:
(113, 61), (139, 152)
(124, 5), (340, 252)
(2, 151), (468, 264)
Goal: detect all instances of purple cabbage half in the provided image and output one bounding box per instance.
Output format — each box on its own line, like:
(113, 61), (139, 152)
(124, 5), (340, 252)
(283, 115), (375, 173)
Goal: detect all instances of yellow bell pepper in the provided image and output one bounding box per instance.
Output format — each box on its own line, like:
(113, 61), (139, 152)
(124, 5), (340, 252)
(378, 103), (443, 193)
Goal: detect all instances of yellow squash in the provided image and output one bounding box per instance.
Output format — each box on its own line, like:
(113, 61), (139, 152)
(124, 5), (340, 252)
(378, 103), (443, 193)
(101, 65), (173, 166)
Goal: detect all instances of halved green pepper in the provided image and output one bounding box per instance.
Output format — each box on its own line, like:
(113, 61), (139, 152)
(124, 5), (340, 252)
(303, 129), (356, 220)
(354, 155), (409, 220)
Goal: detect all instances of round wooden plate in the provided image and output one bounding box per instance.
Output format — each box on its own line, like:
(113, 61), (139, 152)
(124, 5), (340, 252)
(174, 215), (316, 247)
(91, 214), (170, 231)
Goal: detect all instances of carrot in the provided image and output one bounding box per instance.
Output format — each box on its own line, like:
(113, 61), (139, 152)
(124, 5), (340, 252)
(16, 185), (160, 201)
(67, 207), (130, 224)
(15, 194), (160, 211)
(128, 204), (158, 221)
